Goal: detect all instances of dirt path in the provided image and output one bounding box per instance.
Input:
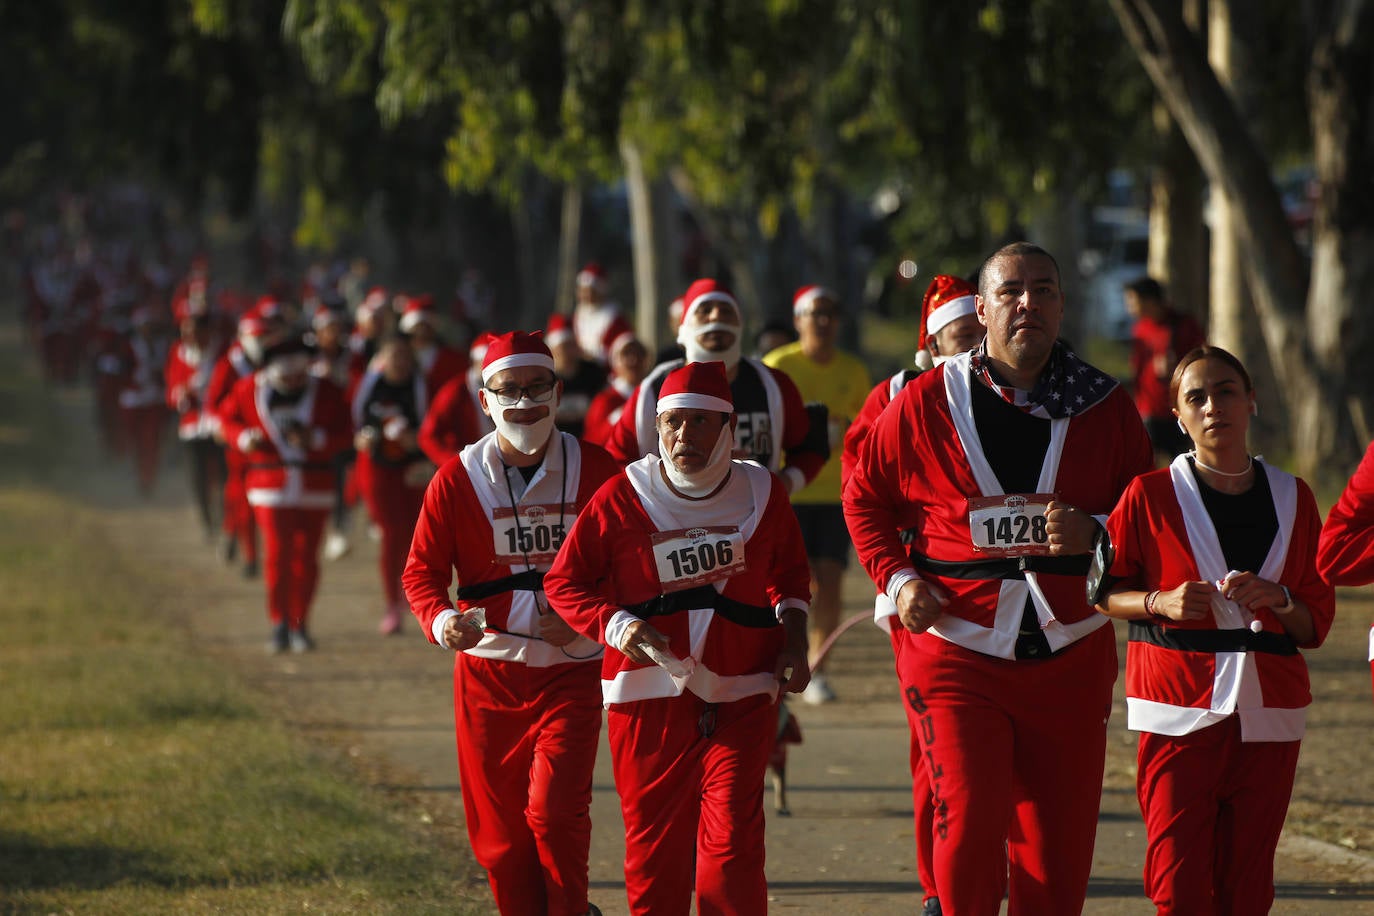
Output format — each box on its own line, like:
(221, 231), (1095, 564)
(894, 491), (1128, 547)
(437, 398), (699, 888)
(40, 340), (1374, 914)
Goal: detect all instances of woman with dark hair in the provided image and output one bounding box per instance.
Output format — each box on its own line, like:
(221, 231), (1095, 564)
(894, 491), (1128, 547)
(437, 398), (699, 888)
(1096, 345), (1335, 913)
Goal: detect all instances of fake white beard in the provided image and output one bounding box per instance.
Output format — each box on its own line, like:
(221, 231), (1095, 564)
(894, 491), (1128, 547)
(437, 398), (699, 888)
(492, 397), (558, 455)
(662, 424), (734, 498)
(678, 322), (741, 369)
(240, 337), (264, 364)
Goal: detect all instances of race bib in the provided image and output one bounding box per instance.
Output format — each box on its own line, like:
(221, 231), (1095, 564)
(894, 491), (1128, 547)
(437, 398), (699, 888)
(491, 504), (577, 565)
(650, 526), (747, 592)
(967, 493), (1055, 557)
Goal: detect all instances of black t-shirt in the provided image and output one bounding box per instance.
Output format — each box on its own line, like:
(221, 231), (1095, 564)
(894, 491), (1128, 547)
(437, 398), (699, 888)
(360, 377), (423, 467)
(971, 378), (1051, 493)
(1192, 457), (1278, 574)
(647, 359), (776, 467)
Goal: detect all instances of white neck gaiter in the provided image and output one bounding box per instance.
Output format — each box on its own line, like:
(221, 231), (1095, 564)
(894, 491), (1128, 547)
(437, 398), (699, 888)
(678, 321), (741, 370)
(492, 395), (558, 455)
(662, 423), (734, 498)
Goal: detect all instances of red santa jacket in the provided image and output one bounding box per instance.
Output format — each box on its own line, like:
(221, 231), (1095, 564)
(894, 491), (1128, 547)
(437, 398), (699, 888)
(544, 457), (811, 706)
(417, 372), (489, 466)
(604, 357), (825, 493)
(415, 342), (467, 395)
(582, 376), (635, 447)
(217, 374), (352, 509)
(1316, 438), (1374, 667)
(165, 339), (224, 440)
(844, 352), (1153, 659)
(403, 431), (619, 667)
(205, 345), (257, 415)
(116, 334), (169, 410)
(1106, 458), (1334, 741)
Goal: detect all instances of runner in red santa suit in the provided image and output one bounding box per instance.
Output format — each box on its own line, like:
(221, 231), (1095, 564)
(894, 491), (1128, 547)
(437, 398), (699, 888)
(1318, 440), (1374, 701)
(165, 299), (227, 539)
(397, 294), (467, 394)
(582, 328), (647, 447)
(402, 331), (618, 916)
(352, 336), (435, 635)
(206, 310), (283, 578)
(840, 272), (983, 916)
(605, 278), (826, 497)
(844, 242), (1154, 915)
(116, 306), (171, 498)
(570, 261), (625, 366)
(1098, 345), (1333, 914)
(218, 335), (352, 653)
(545, 360), (812, 916)
(418, 330), (495, 466)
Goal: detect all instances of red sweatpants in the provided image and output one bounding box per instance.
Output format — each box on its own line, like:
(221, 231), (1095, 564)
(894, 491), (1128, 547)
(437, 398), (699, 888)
(252, 505), (328, 628)
(891, 627), (938, 903)
(223, 451), (259, 563)
(895, 624), (1116, 916)
(454, 654), (602, 916)
(1137, 717), (1300, 915)
(608, 691), (774, 916)
(121, 404), (165, 496)
(356, 456), (425, 606)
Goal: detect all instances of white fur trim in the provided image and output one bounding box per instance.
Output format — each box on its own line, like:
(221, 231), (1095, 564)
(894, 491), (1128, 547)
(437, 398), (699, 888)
(657, 392), (734, 415)
(925, 295), (977, 335)
(481, 352), (556, 384)
(793, 286), (836, 315)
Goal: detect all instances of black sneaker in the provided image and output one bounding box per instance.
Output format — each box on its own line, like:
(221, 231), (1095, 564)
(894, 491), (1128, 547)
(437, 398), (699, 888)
(267, 623), (289, 655)
(921, 897), (942, 916)
(586, 905), (602, 916)
(242, 559), (259, 579)
(288, 629), (315, 653)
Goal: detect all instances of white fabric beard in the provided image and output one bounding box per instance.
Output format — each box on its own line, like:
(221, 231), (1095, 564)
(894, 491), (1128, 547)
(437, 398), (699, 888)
(492, 396), (558, 455)
(662, 423), (734, 497)
(678, 321), (741, 369)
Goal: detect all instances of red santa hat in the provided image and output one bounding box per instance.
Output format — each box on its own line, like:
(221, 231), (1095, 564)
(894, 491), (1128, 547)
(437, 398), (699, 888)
(481, 331), (555, 384)
(357, 286), (388, 318)
(251, 295), (283, 322)
(469, 330), (497, 363)
(602, 316), (637, 362)
(576, 261), (607, 290)
(656, 361), (734, 416)
(398, 294), (436, 333)
(792, 284), (837, 316)
(544, 312), (574, 347)
(919, 274), (978, 352)
(237, 314), (268, 340)
(311, 306), (346, 331)
(679, 278), (740, 329)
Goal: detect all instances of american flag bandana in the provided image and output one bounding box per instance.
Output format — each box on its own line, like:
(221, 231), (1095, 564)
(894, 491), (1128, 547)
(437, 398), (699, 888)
(969, 340), (1118, 420)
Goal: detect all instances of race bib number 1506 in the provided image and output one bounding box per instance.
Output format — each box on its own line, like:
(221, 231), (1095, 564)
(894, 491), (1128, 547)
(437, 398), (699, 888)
(650, 526), (747, 592)
(966, 493), (1055, 557)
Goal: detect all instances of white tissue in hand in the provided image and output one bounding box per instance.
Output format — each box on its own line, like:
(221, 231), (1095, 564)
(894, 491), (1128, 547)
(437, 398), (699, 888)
(464, 608), (487, 631)
(640, 643), (694, 678)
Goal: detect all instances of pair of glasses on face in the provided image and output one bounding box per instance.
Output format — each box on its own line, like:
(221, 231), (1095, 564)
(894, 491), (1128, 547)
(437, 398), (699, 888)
(486, 380), (557, 407)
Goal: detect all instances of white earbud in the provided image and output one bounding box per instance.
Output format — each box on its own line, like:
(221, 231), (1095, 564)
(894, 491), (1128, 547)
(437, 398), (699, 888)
(1177, 417), (1189, 435)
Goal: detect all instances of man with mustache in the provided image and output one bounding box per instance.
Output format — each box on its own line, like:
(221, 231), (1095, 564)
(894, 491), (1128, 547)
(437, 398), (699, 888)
(844, 242), (1153, 915)
(546, 360), (812, 915)
(403, 331), (618, 916)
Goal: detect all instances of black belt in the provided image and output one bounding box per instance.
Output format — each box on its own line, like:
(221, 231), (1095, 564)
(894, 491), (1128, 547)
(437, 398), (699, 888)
(455, 569), (545, 602)
(625, 585), (776, 629)
(910, 551), (1091, 580)
(1129, 620), (1299, 656)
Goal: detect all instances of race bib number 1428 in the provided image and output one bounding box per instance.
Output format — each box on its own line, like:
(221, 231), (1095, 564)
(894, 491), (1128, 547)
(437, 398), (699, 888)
(966, 493), (1055, 557)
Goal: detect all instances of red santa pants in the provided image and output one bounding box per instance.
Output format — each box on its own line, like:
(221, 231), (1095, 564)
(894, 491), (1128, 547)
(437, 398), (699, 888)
(1137, 717), (1300, 915)
(608, 691), (774, 916)
(356, 457), (424, 606)
(121, 404), (165, 495)
(252, 505), (328, 628)
(223, 451), (258, 563)
(454, 654), (602, 916)
(890, 627), (938, 903)
(895, 624), (1116, 916)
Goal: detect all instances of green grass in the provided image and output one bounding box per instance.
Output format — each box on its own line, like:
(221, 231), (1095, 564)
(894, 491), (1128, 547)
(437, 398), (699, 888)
(0, 330), (488, 915)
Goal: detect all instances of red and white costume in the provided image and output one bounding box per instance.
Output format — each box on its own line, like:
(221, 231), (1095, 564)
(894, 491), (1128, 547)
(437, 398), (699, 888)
(217, 370), (352, 631)
(116, 324), (170, 496)
(582, 374), (634, 447)
(352, 366), (430, 625)
(418, 371), (488, 466)
(207, 339), (267, 568)
(1105, 456), (1334, 912)
(403, 430), (617, 916)
(545, 456), (811, 915)
(1317, 438), (1374, 699)
(165, 332), (226, 533)
(844, 350), (1153, 915)
(606, 356), (823, 486)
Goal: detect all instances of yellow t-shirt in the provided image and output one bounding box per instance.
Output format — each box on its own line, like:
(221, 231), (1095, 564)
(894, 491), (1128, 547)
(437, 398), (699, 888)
(762, 342), (871, 504)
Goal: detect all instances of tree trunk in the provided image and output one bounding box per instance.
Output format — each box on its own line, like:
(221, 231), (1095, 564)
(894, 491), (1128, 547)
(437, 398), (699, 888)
(621, 139), (661, 347)
(666, 165), (768, 331)
(1206, 0), (1283, 451)
(556, 182), (582, 316)
(1110, 0), (1347, 479)
(1305, 0), (1374, 477)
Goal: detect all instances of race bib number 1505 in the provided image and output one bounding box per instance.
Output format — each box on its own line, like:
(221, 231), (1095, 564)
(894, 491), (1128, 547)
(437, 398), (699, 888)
(966, 493), (1055, 557)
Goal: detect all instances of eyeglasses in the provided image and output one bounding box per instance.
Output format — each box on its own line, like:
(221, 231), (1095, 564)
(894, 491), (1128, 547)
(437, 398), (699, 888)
(486, 381), (557, 407)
